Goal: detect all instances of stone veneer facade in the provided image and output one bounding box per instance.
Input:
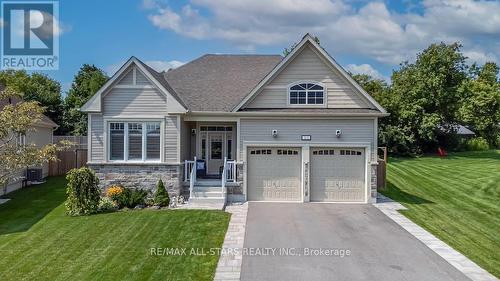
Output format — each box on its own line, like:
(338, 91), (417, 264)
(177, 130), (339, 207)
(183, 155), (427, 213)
(88, 164), (182, 197)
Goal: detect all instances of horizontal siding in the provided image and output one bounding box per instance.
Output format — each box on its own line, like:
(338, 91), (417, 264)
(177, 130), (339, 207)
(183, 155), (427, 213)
(136, 69), (150, 85)
(90, 114), (104, 162)
(103, 88), (167, 117)
(26, 126), (52, 177)
(247, 88), (287, 108)
(117, 68), (134, 85)
(165, 115), (179, 163)
(246, 45), (370, 109)
(240, 119), (376, 161)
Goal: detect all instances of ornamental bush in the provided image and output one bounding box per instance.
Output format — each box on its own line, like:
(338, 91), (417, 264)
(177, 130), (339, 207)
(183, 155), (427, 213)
(65, 167), (101, 216)
(154, 179), (170, 207)
(106, 185), (124, 199)
(466, 137), (490, 151)
(98, 197), (118, 212)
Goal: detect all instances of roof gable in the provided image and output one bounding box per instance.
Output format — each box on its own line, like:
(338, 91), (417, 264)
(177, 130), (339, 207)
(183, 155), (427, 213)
(232, 34), (386, 113)
(80, 57), (187, 113)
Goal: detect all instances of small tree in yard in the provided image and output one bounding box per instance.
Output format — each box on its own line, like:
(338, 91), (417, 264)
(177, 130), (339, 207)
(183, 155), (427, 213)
(154, 179), (170, 207)
(65, 167), (101, 216)
(0, 87), (67, 193)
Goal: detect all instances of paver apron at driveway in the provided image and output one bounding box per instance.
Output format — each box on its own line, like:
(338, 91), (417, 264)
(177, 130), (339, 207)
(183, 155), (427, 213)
(241, 203), (470, 281)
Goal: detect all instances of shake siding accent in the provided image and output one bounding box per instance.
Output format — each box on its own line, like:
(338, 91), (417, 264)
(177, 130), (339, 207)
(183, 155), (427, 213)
(239, 119), (376, 161)
(246, 46), (371, 109)
(117, 69), (134, 85)
(135, 70), (150, 85)
(165, 116), (179, 163)
(103, 88), (167, 117)
(90, 114), (104, 162)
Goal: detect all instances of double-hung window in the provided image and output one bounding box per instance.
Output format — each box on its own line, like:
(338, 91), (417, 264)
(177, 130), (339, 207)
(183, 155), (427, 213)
(109, 121), (161, 162)
(289, 82), (325, 105)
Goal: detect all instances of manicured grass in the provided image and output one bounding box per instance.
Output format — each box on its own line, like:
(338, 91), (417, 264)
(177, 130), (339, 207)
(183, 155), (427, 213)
(0, 177), (230, 281)
(381, 150), (500, 278)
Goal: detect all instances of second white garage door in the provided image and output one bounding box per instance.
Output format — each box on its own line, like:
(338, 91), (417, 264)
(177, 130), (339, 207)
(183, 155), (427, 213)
(247, 147), (302, 201)
(310, 148), (366, 202)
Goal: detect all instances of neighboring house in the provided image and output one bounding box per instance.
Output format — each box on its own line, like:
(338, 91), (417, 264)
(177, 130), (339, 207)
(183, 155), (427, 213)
(0, 86), (58, 195)
(438, 124), (475, 137)
(82, 34), (388, 204)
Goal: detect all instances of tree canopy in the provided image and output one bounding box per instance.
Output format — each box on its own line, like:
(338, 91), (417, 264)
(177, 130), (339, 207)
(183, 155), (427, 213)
(63, 64), (108, 135)
(353, 43), (499, 155)
(0, 70), (62, 127)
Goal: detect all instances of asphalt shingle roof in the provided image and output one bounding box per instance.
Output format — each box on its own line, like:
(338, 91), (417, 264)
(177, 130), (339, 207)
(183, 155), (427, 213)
(163, 54), (283, 112)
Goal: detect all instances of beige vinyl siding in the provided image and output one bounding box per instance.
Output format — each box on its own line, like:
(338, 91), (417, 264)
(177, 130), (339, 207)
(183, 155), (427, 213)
(117, 68), (134, 85)
(103, 88), (167, 117)
(2, 125), (54, 195)
(90, 114), (104, 162)
(136, 69), (150, 85)
(26, 126), (53, 178)
(165, 115), (179, 163)
(246, 45), (371, 109)
(247, 88), (287, 108)
(240, 119), (375, 161)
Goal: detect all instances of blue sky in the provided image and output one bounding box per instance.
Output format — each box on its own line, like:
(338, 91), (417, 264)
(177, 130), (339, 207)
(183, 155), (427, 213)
(9, 0), (500, 92)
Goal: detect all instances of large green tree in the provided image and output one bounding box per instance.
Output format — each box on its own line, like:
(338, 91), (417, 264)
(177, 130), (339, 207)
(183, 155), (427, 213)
(63, 64), (108, 135)
(381, 42), (468, 155)
(0, 70), (62, 127)
(459, 62), (500, 146)
(351, 74), (388, 100)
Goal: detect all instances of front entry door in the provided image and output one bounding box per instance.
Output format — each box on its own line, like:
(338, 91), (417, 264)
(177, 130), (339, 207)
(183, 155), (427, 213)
(207, 134), (224, 175)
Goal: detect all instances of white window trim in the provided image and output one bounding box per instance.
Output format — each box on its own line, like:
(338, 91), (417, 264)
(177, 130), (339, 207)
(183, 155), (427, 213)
(106, 119), (164, 163)
(287, 80), (327, 108)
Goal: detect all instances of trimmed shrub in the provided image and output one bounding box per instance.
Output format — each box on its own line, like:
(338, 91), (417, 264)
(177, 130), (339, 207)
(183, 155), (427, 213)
(65, 167), (101, 216)
(129, 189), (148, 207)
(466, 137), (490, 151)
(113, 188), (147, 208)
(154, 179), (170, 207)
(98, 197), (118, 212)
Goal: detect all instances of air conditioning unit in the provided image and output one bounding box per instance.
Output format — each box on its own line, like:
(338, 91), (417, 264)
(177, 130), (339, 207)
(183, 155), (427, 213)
(26, 168), (43, 182)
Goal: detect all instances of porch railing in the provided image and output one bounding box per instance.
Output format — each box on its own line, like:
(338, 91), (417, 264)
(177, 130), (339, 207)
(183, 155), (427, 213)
(222, 157), (228, 202)
(184, 158), (196, 182)
(226, 160), (237, 182)
(189, 157), (197, 200)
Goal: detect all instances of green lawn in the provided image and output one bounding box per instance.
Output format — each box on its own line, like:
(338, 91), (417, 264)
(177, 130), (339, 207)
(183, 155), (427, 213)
(0, 177), (231, 281)
(381, 150), (500, 278)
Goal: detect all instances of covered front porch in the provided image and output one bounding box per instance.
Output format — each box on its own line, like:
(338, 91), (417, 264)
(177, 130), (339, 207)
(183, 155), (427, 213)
(181, 121), (243, 206)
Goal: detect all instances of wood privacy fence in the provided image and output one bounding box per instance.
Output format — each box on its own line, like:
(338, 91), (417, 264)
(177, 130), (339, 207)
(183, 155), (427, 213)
(49, 136), (88, 176)
(377, 147), (387, 190)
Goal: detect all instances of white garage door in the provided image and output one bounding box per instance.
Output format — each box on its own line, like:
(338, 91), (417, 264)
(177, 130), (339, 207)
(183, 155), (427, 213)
(247, 147), (302, 201)
(310, 148), (365, 202)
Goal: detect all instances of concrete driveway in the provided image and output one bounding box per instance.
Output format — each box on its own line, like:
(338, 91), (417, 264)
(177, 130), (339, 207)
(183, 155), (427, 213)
(241, 203), (469, 281)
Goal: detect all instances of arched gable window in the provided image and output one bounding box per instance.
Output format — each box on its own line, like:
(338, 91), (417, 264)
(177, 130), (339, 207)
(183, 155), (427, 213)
(288, 82), (325, 105)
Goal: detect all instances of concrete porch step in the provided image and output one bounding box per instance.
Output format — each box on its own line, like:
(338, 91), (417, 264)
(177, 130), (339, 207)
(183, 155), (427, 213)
(189, 197), (226, 205)
(194, 180), (222, 186)
(192, 190), (224, 198)
(193, 186), (224, 192)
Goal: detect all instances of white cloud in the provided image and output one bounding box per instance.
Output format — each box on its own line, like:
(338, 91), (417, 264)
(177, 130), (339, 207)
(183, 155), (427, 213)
(346, 63), (387, 81)
(145, 0), (500, 65)
(105, 59), (185, 76)
(145, 60), (185, 72)
(463, 49), (498, 66)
